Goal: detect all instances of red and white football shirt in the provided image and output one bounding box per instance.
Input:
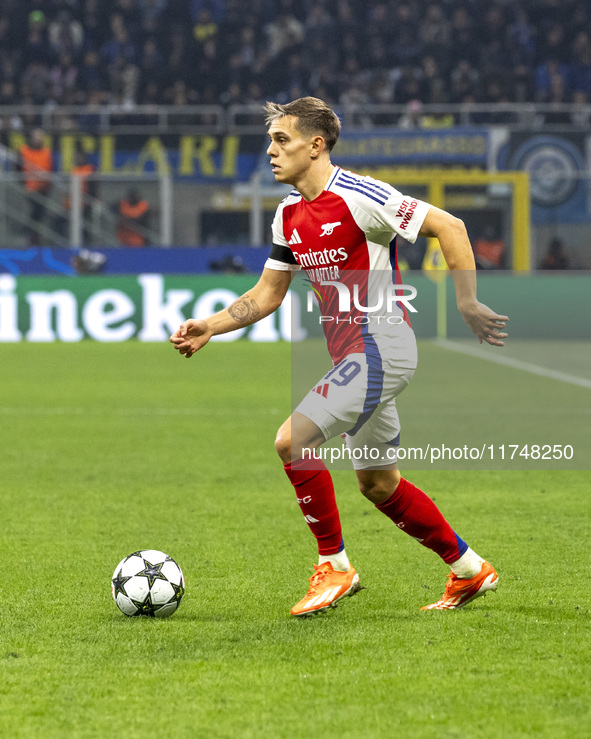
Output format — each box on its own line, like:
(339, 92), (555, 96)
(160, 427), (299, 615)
(265, 166), (430, 365)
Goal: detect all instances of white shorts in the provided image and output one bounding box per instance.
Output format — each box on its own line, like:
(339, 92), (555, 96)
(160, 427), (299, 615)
(295, 351), (415, 470)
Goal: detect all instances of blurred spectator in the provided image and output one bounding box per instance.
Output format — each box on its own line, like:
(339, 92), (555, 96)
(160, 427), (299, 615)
(100, 16), (138, 67)
(137, 39), (164, 99)
(50, 52), (79, 104)
(48, 10), (84, 57)
(23, 11), (51, 67)
(398, 99), (424, 129)
(512, 64), (535, 103)
(339, 59), (369, 107)
(451, 60), (480, 103)
(140, 81), (162, 106)
(541, 22), (568, 64)
(19, 128), (53, 245)
(394, 66), (422, 104)
(449, 7), (478, 67)
(116, 188), (151, 247)
(369, 71), (395, 106)
(305, 5), (335, 47)
(0, 81), (18, 106)
(140, 0), (169, 26)
(71, 248), (107, 275)
(398, 95), (455, 129)
(164, 23), (198, 94)
(543, 72), (574, 123)
(54, 149), (97, 243)
(419, 3), (451, 56)
(114, 0), (143, 35)
(474, 226), (506, 270)
(536, 59), (572, 102)
(193, 8), (218, 46)
(335, 0), (357, 34)
(21, 61), (51, 105)
(265, 12), (304, 58)
(540, 237), (570, 270)
(81, 1), (104, 53)
(571, 90), (590, 126)
(394, 28), (423, 68)
(0, 0), (589, 112)
(366, 35), (391, 71)
(421, 56), (447, 105)
(191, 0), (225, 24)
(79, 51), (106, 96)
(572, 31), (591, 94)
(0, 16), (14, 57)
(421, 101), (455, 129)
(508, 7), (536, 67)
(108, 55), (140, 105)
(236, 26), (257, 70)
(209, 254), (249, 273)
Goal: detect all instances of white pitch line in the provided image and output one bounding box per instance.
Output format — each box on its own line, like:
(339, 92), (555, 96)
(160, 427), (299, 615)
(434, 339), (591, 390)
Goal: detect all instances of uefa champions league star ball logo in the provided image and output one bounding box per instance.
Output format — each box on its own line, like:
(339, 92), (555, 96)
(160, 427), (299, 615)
(111, 550), (185, 618)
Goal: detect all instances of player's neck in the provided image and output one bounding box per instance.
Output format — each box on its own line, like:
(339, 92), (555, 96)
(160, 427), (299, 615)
(294, 162), (335, 202)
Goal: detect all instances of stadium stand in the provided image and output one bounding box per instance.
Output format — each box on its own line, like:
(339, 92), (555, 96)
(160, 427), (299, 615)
(0, 0), (589, 121)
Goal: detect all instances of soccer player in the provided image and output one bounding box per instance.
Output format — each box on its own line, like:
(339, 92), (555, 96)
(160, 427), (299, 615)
(170, 97), (508, 616)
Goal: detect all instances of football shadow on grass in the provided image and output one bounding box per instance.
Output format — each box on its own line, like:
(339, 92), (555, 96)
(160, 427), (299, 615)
(106, 611), (280, 624)
(106, 614), (211, 623)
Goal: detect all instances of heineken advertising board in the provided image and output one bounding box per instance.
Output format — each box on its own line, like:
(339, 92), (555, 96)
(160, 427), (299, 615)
(0, 273), (588, 343)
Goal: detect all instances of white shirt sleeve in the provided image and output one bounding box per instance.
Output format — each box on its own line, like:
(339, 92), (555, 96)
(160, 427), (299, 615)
(378, 187), (431, 244)
(382, 190), (431, 244)
(264, 256), (301, 272)
(271, 205), (288, 248)
(264, 201), (302, 272)
(335, 173), (430, 244)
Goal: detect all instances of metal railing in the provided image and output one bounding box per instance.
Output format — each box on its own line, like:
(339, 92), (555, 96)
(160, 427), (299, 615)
(0, 173), (172, 248)
(0, 102), (589, 134)
(0, 105), (226, 135)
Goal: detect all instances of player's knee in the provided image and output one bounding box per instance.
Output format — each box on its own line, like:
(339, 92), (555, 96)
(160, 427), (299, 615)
(357, 478), (384, 501)
(357, 470), (401, 504)
(274, 427), (291, 463)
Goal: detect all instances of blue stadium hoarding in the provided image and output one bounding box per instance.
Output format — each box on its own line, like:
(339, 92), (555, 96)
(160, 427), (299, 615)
(334, 128), (489, 166)
(0, 247), (270, 277)
(2, 128), (491, 182)
(2, 131), (261, 183)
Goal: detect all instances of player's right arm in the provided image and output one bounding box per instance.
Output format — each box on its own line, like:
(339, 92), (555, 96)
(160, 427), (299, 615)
(419, 206), (509, 346)
(169, 267), (291, 358)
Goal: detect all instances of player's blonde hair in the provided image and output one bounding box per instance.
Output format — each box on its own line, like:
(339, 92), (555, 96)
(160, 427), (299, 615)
(264, 97), (341, 152)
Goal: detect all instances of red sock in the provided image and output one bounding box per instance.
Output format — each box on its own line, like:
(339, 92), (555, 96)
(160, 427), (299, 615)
(375, 478), (468, 564)
(283, 457), (343, 555)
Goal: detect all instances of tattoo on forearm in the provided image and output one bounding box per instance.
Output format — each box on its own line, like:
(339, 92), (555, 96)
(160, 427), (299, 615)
(228, 294), (261, 323)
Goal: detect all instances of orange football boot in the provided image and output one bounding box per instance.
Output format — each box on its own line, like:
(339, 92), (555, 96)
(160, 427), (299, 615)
(291, 562), (362, 617)
(421, 561), (499, 610)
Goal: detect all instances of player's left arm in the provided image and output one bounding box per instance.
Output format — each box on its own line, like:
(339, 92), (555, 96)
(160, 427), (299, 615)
(419, 206), (509, 346)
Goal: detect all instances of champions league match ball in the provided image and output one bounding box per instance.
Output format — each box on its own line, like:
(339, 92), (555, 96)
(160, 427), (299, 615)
(111, 550), (185, 618)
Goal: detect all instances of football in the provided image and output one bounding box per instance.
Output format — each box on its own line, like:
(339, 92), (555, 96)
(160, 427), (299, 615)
(111, 549), (185, 618)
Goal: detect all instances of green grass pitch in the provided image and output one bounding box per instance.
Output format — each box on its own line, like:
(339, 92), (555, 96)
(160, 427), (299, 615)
(1, 340), (589, 738)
